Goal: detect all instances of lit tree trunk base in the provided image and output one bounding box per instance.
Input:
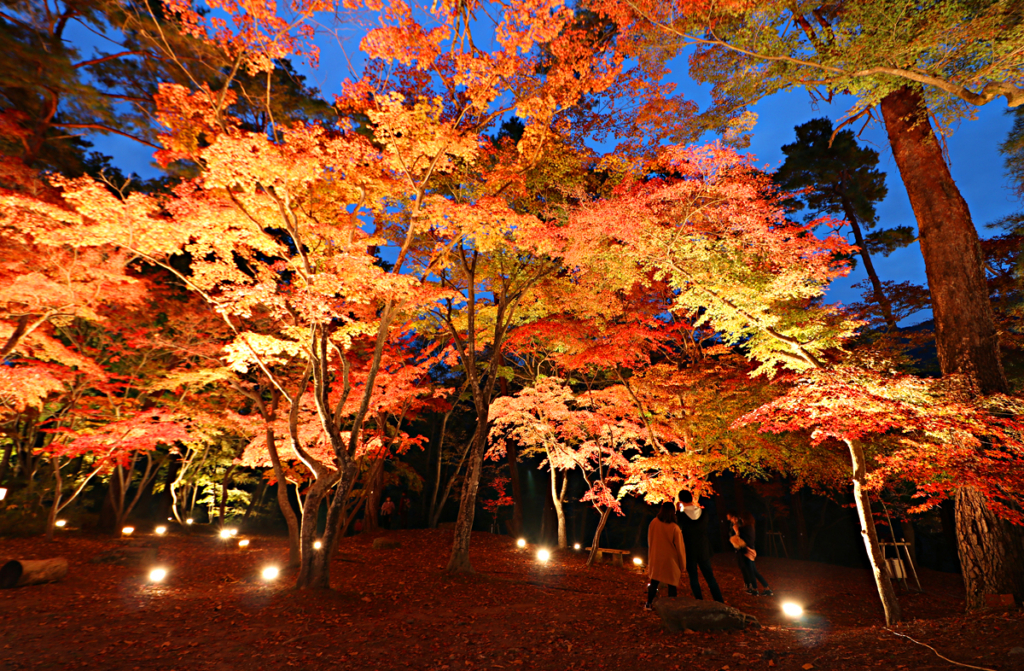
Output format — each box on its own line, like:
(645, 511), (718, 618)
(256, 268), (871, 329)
(586, 508), (612, 568)
(446, 420), (487, 573)
(955, 487), (1024, 610)
(846, 440), (901, 626)
(880, 86), (1007, 395)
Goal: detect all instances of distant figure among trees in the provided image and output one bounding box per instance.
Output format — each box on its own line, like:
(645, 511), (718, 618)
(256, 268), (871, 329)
(727, 511), (772, 596)
(677, 491), (724, 603)
(381, 497), (395, 529)
(645, 501), (687, 611)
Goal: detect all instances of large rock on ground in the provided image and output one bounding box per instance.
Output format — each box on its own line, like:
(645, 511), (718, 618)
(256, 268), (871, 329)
(653, 599), (760, 632)
(372, 538), (401, 549)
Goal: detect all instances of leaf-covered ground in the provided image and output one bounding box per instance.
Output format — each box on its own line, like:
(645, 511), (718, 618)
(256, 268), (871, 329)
(1, 529), (1022, 670)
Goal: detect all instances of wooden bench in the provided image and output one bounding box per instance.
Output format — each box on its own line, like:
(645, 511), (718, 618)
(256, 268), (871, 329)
(585, 547), (631, 567)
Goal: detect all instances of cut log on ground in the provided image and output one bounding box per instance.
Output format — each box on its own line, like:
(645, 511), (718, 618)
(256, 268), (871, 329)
(0, 558), (69, 588)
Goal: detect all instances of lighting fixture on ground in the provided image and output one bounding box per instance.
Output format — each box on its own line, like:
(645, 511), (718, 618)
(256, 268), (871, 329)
(313, 540), (323, 550)
(632, 556), (643, 566)
(219, 528), (232, 539)
(781, 602), (804, 618)
(185, 518), (193, 525)
(0, 487), (6, 501)
(238, 539), (249, 548)
(149, 567), (167, 582)
(55, 520), (67, 528)
(155, 526), (167, 535)
(573, 543), (580, 550)
(537, 549), (550, 562)
(262, 566), (279, 581)
(229, 528), (238, 536)
(516, 538), (526, 548)
(122, 526), (134, 536)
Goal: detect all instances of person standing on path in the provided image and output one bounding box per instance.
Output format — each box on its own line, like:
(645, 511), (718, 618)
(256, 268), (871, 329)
(645, 501), (687, 611)
(677, 491), (724, 603)
(381, 496), (395, 529)
(727, 510), (773, 596)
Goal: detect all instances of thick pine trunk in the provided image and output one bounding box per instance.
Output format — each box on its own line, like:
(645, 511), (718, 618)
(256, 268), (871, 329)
(846, 440), (901, 625)
(954, 487), (1024, 609)
(881, 87), (1024, 610)
(880, 86), (1007, 394)
(446, 416), (488, 572)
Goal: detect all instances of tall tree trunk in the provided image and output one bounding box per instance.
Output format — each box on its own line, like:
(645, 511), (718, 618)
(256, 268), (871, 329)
(295, 478), (333, 589)
(586, 508), (612, 567)
(218, 465), (235, 527)
(846, 439), (901, 625)
(446, 414), (488, 572)
(880, 86), (1006, 394)
(551, 469), (567, 550)
(242, 479), (268, 523)
(954, 487), (1024, 609)
(839, 196), (898, 330)
(0, 441), (13, 485)
(264, 427), (300, 566)
(881, 86), (1024, 609)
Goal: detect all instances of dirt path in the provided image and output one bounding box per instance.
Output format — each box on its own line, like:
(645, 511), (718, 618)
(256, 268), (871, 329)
(1, 529), (1022, 670)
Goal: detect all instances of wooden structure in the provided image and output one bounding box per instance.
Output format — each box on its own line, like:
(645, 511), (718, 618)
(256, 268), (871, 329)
(585, 547), (630, 567)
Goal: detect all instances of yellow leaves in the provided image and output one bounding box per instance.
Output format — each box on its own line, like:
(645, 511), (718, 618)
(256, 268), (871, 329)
(222, 332), (304, 374)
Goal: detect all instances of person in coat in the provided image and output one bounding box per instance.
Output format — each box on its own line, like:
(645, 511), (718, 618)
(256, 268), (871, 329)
(645, 501), (687, 610)
(677, 491), (724, 602)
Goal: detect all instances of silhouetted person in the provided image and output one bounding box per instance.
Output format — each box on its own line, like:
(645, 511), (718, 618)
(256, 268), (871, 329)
(645, 501), (687, 611)
(677, 491), (724, 603)
(727, 510), (773, 596)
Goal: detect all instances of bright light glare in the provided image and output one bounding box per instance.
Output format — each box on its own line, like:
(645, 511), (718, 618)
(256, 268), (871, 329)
(516, 538), (526, 548)
(633, 556), (643, 566)
(573, 543), (581, 550)
(782, 602), (804, 618)
(185, 518), (194, 525)
(122, 526), (134, 536)
(537, 549), (551, 562)
(149, 568), (167, 582)
(155, 526), (167, 535)
(313, 540), (323, 550)
(219, 528), (232, 539)
(261, 566), (279, 580)
(229, 528), (238, 536)
(238, 539), (249, 548)
(0, 487), (6, 501)
(55, 519), (67, 528)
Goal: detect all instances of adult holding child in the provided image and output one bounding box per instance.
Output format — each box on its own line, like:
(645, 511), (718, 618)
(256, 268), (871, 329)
(644, 501), (687, 611)
(727, 510), (773, 596)
(677, 491), (724, 603)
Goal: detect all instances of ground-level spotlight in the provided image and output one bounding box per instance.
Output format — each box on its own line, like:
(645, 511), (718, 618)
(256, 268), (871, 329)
(238, 539), (249, 548)
(632, 556), (643, 566)
(55, 519), (67, 528)
(517, 538), (527, 548)
(149, 567), (168, 583)
(122, 526), (134, 537)
(573, 543), (581, 551)
(261, 566), (279, 581)
(781, 602), (804, 618)
(537, 549), (551, 562)
(219, 528), (232, 539)
(313, 540), (323, 550)
(229, 528), (238, 536)
(0, 487), (6, 501)
(185, 518), (194, 525)
(155, 526), (167, 535)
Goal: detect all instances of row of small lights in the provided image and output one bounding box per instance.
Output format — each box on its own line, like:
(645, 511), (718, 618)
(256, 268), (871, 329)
(516, 538), (646, 567)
